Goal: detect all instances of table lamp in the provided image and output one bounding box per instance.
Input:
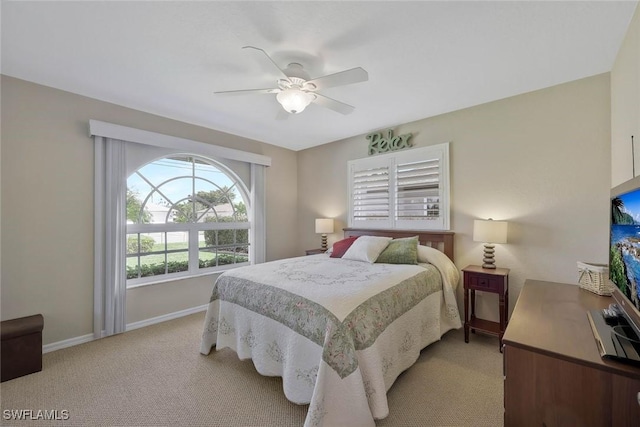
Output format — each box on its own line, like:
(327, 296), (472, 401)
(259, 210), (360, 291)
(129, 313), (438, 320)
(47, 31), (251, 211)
(473, 218), (508, 269)
(315, 218), (334, 251)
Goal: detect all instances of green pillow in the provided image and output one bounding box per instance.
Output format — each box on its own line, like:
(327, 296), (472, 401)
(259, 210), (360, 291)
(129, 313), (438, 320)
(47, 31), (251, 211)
(375, 236), (419, 265)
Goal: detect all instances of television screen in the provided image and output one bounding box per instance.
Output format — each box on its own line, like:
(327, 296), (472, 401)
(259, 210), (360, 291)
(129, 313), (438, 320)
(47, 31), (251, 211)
(610, 187), (640, 313)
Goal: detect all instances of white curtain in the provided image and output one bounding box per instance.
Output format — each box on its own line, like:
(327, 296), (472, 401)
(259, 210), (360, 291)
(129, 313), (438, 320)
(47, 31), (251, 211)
(94, 137), (127, 338)
(250, 164), (266, 264)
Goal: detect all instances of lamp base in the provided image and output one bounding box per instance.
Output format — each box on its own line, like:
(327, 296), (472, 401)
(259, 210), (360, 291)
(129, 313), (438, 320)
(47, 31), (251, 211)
(481, 243), (497, 269)
(321, 234), (328, 251)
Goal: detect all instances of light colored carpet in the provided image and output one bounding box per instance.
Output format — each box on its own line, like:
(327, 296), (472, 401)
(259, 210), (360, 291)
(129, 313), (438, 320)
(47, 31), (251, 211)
(1, 312), (503, 426)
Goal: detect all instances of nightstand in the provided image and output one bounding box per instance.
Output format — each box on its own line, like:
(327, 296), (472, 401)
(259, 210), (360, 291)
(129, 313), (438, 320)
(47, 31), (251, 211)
(305, 248), (325, 255)
(462, 265), (510, 352)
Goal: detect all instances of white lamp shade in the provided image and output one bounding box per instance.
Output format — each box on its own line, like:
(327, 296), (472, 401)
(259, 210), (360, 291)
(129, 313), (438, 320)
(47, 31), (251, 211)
(315, 218), (334, 234)
(473, 219), (508, 244)
(276, 89), (315, 114)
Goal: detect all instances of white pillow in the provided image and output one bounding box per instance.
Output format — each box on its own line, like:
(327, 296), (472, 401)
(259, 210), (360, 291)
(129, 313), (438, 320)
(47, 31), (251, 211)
(342, 236), (392, 263)
(417, 245), (460, 290)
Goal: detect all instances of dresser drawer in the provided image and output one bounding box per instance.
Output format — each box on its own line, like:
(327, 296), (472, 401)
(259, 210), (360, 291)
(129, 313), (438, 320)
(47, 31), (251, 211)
(467, 274), (502, 292)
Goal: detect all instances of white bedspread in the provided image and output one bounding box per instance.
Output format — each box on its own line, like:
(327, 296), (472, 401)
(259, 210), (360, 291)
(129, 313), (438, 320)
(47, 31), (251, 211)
(200, 255), (461, 427)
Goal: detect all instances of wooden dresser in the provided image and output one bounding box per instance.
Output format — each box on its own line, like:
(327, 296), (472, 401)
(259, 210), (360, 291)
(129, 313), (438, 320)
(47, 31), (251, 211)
(503, 280), (640, 426)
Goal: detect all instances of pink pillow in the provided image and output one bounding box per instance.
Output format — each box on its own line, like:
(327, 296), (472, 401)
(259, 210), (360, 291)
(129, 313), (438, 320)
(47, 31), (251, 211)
(330, 236), (359, 258)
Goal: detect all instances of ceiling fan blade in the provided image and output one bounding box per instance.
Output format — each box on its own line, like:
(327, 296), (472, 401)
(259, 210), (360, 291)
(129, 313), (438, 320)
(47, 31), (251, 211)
(214, 88), (280, 95)
(242, 46), (290, 81)
(312, 93), (355, 115)
(306, 67), (368, 90)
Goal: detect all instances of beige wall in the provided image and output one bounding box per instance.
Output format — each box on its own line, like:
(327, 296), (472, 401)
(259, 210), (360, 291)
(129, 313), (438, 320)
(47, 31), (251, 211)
(0, 75), (298, 344)
(298, 74), (611, 320)
(0, 69), (616, 342)
(611, 4), (640, 186)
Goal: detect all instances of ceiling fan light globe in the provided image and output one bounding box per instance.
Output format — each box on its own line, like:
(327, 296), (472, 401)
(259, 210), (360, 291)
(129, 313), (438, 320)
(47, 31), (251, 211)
(276, 88), (315, 114)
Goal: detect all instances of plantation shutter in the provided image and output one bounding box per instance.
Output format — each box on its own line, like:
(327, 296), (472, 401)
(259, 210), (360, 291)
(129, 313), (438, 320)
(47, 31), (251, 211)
(395, 152), (444, 229)
(348, 156), (392, 228)
(348, 143), (449, 230)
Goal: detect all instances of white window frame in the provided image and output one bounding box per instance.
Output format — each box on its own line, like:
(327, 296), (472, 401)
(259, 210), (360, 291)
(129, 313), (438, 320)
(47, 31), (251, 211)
(347, 143), (450, 230)
(125, 155), (251, 288)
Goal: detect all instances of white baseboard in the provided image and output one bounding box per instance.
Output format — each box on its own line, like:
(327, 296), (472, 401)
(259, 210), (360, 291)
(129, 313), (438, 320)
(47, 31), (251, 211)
(43, 333), (95, 354)
(42, 304), (208, 354)
(125, 304), (208, 331)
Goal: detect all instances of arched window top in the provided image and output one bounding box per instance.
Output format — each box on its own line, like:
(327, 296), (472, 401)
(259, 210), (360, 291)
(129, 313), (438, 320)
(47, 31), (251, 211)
(126, 155), (249, 225)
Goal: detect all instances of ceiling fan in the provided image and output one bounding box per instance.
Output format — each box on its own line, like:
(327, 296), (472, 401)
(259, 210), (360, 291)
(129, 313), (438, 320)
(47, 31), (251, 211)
(215, 46), (368, 115)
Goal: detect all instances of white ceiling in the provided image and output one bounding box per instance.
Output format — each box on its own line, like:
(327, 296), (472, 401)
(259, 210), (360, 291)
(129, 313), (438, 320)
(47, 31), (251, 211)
(2, 1), (637, 151)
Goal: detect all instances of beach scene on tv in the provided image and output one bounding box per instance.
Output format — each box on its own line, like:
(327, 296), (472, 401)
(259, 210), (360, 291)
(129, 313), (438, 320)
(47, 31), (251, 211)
(611, 190), (640, 312)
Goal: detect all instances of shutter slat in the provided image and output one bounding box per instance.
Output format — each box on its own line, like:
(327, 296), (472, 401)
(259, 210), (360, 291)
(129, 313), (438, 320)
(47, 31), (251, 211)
(354, 185), (388, 191)
(354, 192), (389, 198)
(397, 205), (437, 210)
(354, 168), (388, 175)
(355, 202), (390, 207)
(398, 160), (438, 167)
(397, 169), (439, 179)
(397, 191), (439, 198)
(354, 176), (389, 183)
(397, 177), (439, 185)
(355, 206), (389, 212)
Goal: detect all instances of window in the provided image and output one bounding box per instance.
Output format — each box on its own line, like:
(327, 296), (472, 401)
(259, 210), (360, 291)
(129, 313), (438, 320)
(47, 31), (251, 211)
(348, 143), (450, 230)
(91, 120), (269, 336)
(126, 155), (250, 286)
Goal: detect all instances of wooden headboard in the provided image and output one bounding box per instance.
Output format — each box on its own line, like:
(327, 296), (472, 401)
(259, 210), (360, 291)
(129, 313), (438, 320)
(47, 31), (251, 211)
(343, 228), (455, 261)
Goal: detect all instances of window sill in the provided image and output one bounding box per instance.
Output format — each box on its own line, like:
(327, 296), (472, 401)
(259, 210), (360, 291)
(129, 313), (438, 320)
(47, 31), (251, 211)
(126, 263), (247, 289)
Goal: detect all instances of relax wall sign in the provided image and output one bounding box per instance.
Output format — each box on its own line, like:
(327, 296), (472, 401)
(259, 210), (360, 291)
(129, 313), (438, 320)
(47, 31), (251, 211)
(366, 129), (413, 155)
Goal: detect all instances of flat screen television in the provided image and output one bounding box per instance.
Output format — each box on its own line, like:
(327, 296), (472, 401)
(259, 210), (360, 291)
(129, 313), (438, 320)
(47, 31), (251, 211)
(585, 177), (640, 365)
(610, 176), (640, 334)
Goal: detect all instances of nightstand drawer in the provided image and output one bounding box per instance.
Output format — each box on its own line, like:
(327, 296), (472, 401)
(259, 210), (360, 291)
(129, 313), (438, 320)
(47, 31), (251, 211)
(468, 274), (501, 292)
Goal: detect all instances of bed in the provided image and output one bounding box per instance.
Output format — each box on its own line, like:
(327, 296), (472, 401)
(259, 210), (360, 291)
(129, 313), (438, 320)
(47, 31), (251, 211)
(200, 228), (461, 427)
